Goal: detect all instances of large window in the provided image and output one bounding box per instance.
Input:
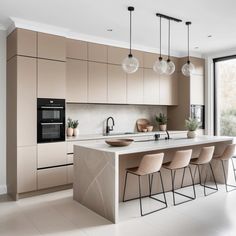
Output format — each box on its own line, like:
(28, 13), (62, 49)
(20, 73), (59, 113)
(214, 56), (236, 136)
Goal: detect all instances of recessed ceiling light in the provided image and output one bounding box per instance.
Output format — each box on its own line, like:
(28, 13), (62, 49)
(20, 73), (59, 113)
(107, 29), (113, 32)
(194, 46), (199, 49)
(208, 35), (212, 38)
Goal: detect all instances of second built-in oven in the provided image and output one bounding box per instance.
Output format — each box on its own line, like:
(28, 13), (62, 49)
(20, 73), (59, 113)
(37, 98), (65, 143)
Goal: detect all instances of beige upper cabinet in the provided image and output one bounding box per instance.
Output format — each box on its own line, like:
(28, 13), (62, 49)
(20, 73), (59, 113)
(38, 59), (66, 98)
(127, 68), (144, 104)
(7, 28), (37, 60)
(160, 74), (178, 105)
(88, 62), (107, 103)
(38, 32), (66, 61)
(17, 56), (37, 146)
(66, 39), (88, 60)
(66, 59), (88, 103)
(17, 146), (37, 193)
(108, 46), (129, 65)
(108, 64), (127, 104)
(143, 52), (158, 69)
(143, 69), (160, 105)
(88, 43), (107, 63)
(190, 74), (204, 105)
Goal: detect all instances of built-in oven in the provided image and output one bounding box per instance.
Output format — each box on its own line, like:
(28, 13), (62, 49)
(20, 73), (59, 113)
(37, 98), (65, 143)
(191, 104), (205, 129)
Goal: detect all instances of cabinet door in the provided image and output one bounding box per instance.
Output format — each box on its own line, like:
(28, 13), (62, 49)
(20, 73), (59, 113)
(37, 142), (67, 168)
(160, 74), (178, 105)
(7, 28), (37, 60)
(108, 65), (126, 103)
(88, 43), (107, 63)
(108, 46), (129, 65)
(38, 32), (66, 61)
(17, 56), (37, 146)
(66, 59), (88, 103)
(190, 74), (204, 105)
(38, 59), (66, 98)
(127, 68), (143, 104)
(88, 62), (107, 103)
(66, 39), (87, 60)
(17, 146), (37, 193)
(67, 165), (74, 184)
(37, 166), (67, 189)
(143, 69), (160, 104)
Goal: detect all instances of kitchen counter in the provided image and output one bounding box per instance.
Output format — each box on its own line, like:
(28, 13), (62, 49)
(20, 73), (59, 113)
(66, 130), (187, 142)
(73, 135), (233, 223)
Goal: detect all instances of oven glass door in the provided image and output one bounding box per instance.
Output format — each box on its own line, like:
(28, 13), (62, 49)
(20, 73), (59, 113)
(40, 107), (63, 122)
(38, 122), (65, 143)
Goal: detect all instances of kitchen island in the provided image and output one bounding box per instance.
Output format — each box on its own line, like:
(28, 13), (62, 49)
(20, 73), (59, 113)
(73, 135), (233, 223)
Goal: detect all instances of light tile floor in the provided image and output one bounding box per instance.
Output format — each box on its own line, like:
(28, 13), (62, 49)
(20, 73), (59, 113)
(1, 184), (236, 236)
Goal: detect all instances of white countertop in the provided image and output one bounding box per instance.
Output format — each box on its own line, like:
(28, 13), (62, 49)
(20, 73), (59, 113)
(66, 130), (187, 142)
(75, 135), (233, 155)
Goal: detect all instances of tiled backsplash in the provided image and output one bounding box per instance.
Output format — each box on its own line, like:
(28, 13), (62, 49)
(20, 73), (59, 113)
(66, 103), (167, 135)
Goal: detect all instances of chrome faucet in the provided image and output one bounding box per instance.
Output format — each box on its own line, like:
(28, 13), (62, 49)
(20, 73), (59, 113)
(105, 117), (115, 135)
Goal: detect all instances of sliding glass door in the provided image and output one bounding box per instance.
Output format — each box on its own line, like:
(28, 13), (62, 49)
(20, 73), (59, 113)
(214, 56), (236, 137)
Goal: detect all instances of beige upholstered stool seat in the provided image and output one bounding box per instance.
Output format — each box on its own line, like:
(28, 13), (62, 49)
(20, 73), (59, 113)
(123, 152), (167, 216)
(190, 146), (215, 165)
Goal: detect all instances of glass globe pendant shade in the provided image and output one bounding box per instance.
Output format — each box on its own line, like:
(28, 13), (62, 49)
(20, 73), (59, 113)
(166, 60), (175, 75)
(122, 55), (139, 74)
(153, 58), (167, 75)
(181, 61), (195, 77)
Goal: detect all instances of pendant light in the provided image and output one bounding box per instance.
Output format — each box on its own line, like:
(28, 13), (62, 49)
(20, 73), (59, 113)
(122, 6), (139, 74)
(182, 21), (195, 77)
(166, 19), (175, 75)
(153, 15), (167, 75)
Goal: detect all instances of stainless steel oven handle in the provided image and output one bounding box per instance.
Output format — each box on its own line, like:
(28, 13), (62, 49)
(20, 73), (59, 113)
(40, 106), (64, 109)
(41, 122), (63, 125)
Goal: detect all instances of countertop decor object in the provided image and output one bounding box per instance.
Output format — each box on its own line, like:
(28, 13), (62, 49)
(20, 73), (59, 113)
(67, 117), (74, 137)
(136, 118), (150, 132)
(156, 113), (167, 131)
(105, 138), (134, 147)
(146, 125), (154, 132)
(185, 117), (200, 138)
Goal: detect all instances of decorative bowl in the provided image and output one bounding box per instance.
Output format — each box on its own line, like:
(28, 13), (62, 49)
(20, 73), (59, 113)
(105, 139), (134, 147)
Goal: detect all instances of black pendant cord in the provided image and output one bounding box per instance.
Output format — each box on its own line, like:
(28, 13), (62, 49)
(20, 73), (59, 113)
(129, 9), (132, 57)
(159, 16), (162, 60)
(167, 19), (171, 62)
(186, 21), (191, 64)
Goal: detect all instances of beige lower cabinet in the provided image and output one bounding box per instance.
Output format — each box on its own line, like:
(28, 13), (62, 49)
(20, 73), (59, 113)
(17, 146), (37, 193)
(88, 62), (107, 103)
(37, 142), (67, 168)
(108, 64), (127, 103)
(67, 165), (74, 184)
(38, 59), (66, 99)
(143, 69), (160, 104)
(66, 59), (88, 103)
(37, 166), (67, 189)
(127, 68), (144, 104)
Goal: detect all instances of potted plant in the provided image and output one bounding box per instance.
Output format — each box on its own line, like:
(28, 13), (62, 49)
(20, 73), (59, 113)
(72, 120), (79, 136)
(156, 113), (168, 131)
(67, 118), (74, 137)
(185, 117), (201, 138)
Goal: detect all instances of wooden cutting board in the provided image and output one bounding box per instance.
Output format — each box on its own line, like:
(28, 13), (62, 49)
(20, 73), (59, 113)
(136, 119), (150, 132)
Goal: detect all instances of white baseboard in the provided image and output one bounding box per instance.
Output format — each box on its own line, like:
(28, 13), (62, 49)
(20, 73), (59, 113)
(0, 185), (7, 195)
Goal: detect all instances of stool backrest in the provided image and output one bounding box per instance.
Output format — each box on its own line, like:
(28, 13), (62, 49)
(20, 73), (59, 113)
(197, 146), (215, 164)
(221, 144), (236, 160)
(138, 153), (164, 175)
(169, 149), (192, 169)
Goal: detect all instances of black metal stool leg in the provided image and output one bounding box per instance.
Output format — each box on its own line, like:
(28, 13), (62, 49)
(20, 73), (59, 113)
(123, 171), (128, 202)
(221, 160), (228, 192)
(138, 175), (143, 216)
(231, 158), (236, 182)
(189, 166), (196, 199)
(171, 170), (176, 206)
(181, 167), (186, 188)
(203, 164), (208, 196)
(198, 165), (202, 185)
(209, 162), (218, 191)
(159, 171), (168, 207)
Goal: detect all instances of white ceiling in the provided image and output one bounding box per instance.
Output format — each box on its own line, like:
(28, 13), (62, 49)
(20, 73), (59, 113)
(1, 0), (236, 57)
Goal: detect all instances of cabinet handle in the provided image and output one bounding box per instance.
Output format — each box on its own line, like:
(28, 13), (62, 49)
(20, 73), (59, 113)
(41, 122), (63, 125)
(40, 106), (64, 109)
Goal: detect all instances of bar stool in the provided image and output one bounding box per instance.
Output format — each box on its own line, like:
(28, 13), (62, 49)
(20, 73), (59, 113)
(163, 149), (196, 206)
(213, 144), (236, 192)
(123, 153), (167, 216)
(183, 146), (217, 196)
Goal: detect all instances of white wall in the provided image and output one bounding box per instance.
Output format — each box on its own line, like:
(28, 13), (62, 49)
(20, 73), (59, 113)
(0, 30), (6, 194)
(67, 104), (166, 135)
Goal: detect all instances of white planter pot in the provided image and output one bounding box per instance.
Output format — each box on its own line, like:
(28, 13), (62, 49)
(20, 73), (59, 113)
(159, 124), (167, 131)
(73, 128), (79, 136)
(67, 127), (73, 137)
(187, 131), (196, 139)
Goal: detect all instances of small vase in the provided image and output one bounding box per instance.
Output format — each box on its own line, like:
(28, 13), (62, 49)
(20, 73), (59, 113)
(187, 131), (196, 139)
(159, 124), (167, 131)
(67, 127), (73, 137)
(73, 128), (79, 136)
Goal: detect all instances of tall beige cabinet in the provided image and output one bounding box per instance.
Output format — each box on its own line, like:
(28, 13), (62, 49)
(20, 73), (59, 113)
(167, 57), (205, 130)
